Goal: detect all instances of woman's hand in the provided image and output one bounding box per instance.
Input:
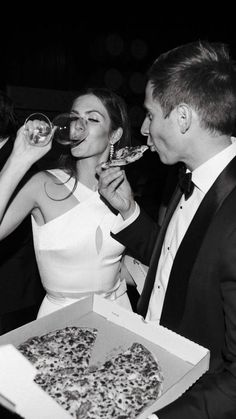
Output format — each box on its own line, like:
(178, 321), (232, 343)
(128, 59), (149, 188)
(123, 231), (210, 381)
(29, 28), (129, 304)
(11, 123), (54, 167)
(96, 164), (136, 220)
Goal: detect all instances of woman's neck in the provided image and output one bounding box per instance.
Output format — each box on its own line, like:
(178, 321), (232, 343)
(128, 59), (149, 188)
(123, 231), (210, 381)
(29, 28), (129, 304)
(76, 158), (99, 191)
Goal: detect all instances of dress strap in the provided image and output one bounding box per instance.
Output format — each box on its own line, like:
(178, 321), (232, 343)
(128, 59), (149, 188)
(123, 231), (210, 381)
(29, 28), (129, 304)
(46, 169), (96, 201)
(46, 169), (75, 192)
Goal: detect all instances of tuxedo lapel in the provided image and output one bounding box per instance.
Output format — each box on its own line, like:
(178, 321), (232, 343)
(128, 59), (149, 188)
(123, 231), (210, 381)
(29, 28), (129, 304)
(161, 156), (236, 329)
(137, 185), (183, 317)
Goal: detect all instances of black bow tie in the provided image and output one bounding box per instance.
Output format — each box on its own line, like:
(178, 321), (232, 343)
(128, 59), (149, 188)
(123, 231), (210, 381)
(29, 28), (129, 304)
(178, 169), (194, 200)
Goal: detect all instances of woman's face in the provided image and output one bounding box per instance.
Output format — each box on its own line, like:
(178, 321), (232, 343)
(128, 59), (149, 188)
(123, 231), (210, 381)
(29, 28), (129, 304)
(69, 94), (112, 161)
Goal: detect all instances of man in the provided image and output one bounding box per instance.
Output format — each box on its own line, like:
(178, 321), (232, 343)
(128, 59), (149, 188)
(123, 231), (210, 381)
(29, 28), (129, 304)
(97, 41), (236, 418)
(0, 91), (45, 334)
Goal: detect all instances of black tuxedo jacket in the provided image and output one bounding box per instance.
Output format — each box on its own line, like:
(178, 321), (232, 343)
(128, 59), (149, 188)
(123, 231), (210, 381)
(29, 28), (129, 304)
(0, 139), (45, 318)
(113, 157), (236, 418)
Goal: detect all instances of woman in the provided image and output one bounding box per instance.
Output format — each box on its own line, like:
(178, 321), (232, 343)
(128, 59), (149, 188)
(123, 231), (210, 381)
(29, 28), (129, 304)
(0, 87), (133, 317)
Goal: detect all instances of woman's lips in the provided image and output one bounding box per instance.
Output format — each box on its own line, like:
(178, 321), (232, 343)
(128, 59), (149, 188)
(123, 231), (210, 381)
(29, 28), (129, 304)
(70, 136), (87, 149)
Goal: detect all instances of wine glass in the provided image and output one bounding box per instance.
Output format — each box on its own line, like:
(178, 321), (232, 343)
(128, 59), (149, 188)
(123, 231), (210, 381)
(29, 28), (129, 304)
(24, 113), (53, 147)
(52, 113), (88, 146)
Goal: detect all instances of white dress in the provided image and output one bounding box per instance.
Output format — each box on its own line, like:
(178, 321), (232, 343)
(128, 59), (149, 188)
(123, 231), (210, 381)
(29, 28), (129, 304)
(32, 169), (132, 317)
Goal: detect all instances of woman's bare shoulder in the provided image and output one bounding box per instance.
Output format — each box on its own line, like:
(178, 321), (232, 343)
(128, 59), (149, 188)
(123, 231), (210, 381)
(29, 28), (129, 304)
(29, 170), (57, 182)
(21, 170), (54, 192)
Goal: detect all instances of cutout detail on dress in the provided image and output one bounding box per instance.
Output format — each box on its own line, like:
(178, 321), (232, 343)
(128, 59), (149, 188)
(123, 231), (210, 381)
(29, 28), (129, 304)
(95, 226), (103, 254)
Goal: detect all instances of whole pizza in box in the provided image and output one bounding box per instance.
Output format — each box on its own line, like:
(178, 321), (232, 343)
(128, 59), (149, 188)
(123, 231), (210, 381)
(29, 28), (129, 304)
(17, 326), (164, 418)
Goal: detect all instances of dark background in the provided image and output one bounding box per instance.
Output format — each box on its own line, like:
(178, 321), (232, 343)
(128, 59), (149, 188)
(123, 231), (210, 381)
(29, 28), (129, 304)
(2, 15), (236, 125)
(1, 12), (236, 218)
(0, 14), (235, 418)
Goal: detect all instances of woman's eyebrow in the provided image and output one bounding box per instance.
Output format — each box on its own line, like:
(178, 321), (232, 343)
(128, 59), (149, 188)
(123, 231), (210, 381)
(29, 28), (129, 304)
(86, 109), (105, 118)
(71, 109), (105, 118)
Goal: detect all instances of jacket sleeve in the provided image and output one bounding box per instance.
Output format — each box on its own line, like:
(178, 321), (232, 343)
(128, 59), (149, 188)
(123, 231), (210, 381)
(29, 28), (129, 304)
(112, 209), (160, 266)
(156, 372), (236, 419)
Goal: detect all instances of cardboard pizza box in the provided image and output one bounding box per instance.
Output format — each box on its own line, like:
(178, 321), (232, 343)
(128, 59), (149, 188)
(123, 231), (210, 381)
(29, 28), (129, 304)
(0, 295), (210, 418)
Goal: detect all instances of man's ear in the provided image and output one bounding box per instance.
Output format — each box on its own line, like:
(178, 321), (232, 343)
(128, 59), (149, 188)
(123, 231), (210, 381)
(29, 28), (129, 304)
(177, 104), (192, 134)
(111, 127), (123, 144)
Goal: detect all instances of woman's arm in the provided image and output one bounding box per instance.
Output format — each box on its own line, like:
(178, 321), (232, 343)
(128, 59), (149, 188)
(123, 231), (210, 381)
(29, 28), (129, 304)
(0, 125), (52, 240)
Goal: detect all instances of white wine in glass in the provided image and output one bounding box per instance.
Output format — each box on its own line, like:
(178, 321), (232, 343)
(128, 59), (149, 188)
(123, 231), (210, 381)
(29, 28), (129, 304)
(24, 113), (53, 147)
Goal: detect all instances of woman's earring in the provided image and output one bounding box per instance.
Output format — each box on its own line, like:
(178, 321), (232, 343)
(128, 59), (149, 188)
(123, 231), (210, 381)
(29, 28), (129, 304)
(109, 142), (114, 160)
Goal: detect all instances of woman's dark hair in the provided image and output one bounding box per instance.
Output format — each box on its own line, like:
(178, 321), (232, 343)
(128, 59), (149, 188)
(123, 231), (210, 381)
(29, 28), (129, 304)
(0, 91), (19, 139)
(56, 87), (131, 180)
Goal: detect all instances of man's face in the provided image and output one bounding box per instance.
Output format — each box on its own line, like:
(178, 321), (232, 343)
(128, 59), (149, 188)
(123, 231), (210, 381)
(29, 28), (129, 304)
(140, 81), (185, 166)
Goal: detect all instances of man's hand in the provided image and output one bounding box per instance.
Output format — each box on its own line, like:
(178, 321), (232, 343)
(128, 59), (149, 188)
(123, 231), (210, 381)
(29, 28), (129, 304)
(96, 164), (136, 220)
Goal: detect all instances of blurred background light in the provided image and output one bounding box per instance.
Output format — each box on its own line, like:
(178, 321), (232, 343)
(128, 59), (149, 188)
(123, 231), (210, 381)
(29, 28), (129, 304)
(130, 39), (148, 60)
(129, 72), (146, 95)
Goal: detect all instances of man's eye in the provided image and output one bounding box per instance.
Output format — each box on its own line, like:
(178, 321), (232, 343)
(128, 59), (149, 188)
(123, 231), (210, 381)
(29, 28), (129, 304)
(146, 112), (152, 121)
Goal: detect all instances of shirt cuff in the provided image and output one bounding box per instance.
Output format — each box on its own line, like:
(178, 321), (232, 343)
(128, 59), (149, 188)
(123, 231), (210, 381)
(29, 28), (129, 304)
(147, 414), (159, 419)
(112, 202), (140, 234)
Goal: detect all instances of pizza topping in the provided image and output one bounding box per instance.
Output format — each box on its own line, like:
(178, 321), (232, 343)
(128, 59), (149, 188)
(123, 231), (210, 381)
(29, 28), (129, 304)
(54, 342), (163, 418)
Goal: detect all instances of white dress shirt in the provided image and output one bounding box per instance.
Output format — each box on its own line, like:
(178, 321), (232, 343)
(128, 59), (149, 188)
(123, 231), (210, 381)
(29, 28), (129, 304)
(113, 140), (236, 323)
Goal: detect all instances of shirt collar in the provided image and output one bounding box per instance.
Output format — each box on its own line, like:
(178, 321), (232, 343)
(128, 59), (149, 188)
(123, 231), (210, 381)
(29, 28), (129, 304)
(192, 137), (236, 194)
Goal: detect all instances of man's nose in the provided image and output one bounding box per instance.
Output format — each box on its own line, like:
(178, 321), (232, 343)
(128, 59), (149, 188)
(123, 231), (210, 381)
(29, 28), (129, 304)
(140, 118), (149, 137)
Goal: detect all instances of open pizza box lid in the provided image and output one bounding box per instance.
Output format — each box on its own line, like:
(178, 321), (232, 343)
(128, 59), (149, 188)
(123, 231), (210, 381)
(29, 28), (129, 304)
(0, 295), (210, 418)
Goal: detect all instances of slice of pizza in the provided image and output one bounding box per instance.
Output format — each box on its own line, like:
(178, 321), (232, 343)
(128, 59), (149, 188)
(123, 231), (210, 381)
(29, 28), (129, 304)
(53, 342), (164, 418)
(17, 326), (98, 379)
(102, 145), (149, 168)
